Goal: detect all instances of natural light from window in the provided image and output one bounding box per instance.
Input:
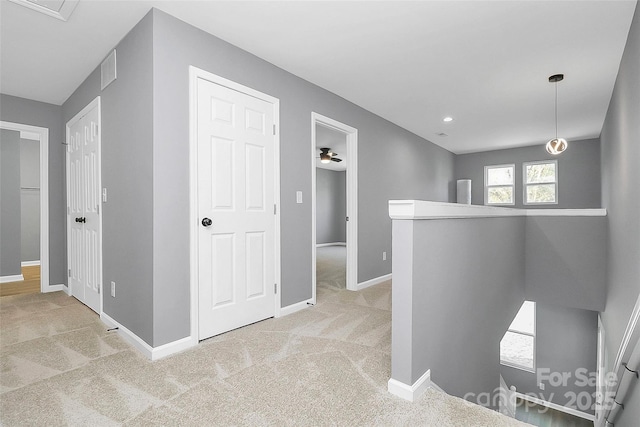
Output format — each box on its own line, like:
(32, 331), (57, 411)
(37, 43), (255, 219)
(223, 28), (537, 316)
(485, 164), (515, 205)
(524, 161), (557, 204)
(500, 301), (535, 371)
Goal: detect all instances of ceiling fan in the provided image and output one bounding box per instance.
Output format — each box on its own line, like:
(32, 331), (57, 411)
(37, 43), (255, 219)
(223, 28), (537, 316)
(318, 147), (342, 163)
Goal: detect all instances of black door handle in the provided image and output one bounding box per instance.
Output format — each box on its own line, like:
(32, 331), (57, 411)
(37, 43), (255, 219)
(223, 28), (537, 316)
(202, 218), (213, 227)
(75, 217), (86, 223)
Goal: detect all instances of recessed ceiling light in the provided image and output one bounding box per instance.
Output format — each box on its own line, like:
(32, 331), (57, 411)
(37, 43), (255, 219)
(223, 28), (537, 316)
(443, 117), (454, 122)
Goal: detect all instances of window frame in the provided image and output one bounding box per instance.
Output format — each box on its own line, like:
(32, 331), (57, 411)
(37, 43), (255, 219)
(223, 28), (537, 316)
(484, 163), (515, 206)
(500, 301), (536, 373)
(523, 160), (558, 206)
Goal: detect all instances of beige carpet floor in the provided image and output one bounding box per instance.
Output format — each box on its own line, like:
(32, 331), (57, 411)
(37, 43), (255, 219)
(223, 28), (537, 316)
(1, 276), (529, 426)
(316, 245), (347, 291)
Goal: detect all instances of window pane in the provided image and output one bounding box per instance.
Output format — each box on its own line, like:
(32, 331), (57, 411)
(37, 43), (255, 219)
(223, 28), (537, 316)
(510, 301), (535, 334)
(501, 331), (534, 370)
(526, 163), (556, 184)
(526, 184), (556, 203)
(487, 166), (514, 185)
(488, 186), (513, 204)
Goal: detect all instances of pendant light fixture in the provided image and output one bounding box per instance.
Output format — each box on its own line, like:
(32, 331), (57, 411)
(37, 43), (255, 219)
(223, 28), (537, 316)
(545, 73), (568, 155)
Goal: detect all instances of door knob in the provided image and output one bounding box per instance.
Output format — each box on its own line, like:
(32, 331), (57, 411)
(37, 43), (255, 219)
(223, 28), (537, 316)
(202, 218), (213, 227)
(75, 217), (86, 223)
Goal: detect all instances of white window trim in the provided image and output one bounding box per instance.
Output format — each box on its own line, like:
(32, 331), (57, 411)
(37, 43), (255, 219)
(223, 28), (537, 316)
(500, 301), (536, 373)
(484, 164), (515, 206)
(523, 160), (558, 205)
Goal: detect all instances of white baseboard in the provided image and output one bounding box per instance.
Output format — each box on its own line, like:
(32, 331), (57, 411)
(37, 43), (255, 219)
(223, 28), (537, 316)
(316, 242), (347, 248)
(0, 274), (24, 283)
(357, 273), (392, 290)
(100, 312), (197, 361)
(516, 392), (595, 421)
(388, 369), (431, 402)
(278, 298), (313, 317)
(44, 284), (66, 293)
(63, 285), (71, 296)
(21, 260), (41, 267)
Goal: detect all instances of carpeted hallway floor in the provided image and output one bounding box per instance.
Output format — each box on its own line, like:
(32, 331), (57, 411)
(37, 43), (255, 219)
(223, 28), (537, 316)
(316, 245), (347, 291)
(1, 276), (529, 426)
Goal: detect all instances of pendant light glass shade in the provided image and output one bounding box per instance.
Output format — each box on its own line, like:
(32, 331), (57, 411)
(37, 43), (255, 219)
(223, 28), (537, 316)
(546, 74), (568, 155)
(546, 138), (568, 155)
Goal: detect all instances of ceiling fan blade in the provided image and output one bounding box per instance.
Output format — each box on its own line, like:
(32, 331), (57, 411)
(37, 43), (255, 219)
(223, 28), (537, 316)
(331, 158), (343, 162)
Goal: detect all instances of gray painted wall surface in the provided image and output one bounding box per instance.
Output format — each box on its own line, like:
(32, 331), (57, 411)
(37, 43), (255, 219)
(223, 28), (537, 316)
(392, 217), (526, 403)
(151, 8), (454, 331)
(0, 129), (22, 277)
(20, 138), (40, 262)
(500, 303), (598, 415)
(600, 2), (640, 391)
(525, 217), (606, 311)
(455, 138), (601, 209)
(316, 169), (346, 244)
(62, 13), (155, 345)
(0, 94), (64, 285)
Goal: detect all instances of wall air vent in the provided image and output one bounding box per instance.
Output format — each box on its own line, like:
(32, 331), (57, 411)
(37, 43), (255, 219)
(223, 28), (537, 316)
(436, 132), (448, 137)
(101, 50), (117, 91)
(8, 0), (79, 21)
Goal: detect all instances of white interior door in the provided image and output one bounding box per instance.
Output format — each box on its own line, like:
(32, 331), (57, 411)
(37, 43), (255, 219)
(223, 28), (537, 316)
(197, 77), (276, 340)
(67, 99), (101, 314)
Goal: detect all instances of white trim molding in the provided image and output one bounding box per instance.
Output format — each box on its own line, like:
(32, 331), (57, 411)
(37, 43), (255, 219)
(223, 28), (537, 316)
(277, 298), (314, 317)
(101, 312), (197, 361)
(388, 369), (432, 402)
(316, 242), (347, 248)
(389, 200), (607, 220)
(516, 392), (595, 422)
(21, 260), (41, 267)
(357, 273), (392, 291)
(0, 274), (24, 283)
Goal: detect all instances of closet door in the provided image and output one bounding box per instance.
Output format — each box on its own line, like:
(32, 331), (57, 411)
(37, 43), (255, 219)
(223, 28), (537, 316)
(66, 98), (101, 314)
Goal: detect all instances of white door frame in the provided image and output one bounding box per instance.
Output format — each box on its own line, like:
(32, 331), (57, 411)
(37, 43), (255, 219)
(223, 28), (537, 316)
(311, 112), (358, 298)
(65, 96), (103, 313)
(189, 66), (282, 343)
(0, 121), (51, 293)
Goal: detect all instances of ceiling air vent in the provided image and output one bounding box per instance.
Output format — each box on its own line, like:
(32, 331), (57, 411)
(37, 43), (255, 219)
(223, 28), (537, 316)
(101, 50), (117, 91)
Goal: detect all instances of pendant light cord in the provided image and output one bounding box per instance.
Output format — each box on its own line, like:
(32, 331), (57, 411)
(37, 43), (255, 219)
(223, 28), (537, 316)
(555, 81), (558, 140)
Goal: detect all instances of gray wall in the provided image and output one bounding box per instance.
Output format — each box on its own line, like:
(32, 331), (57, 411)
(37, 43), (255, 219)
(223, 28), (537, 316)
(392, 217), (526, 404)
(525, 217), (606, 311)
(0, 94), (64, 285)
(62, 12), (154, 345)
(455, 138), (601, 209)
(600, 1), (640, 386)
(316, 168), (346, 244)
(0, 129), (22, 277)
(20, 138), (40, 262)
(151, 8), (454, 343)
(501, 303), (598, 415)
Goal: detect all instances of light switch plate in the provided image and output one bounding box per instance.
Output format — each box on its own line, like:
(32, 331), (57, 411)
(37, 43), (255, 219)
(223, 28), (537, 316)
(296, 191), (303, 204)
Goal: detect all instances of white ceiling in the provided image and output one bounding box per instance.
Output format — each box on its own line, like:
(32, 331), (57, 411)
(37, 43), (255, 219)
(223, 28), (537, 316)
(0, 0), (636, 154)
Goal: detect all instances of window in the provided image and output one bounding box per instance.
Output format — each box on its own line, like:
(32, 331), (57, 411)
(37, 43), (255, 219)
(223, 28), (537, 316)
(524, 160), (557, 205)
(484, 164), (515, 205)
(501, 301), (535, 372)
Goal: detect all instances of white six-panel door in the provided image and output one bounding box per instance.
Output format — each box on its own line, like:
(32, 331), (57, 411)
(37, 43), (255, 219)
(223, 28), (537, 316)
(197, 77), (277, 340)
(67, 98), (101, 314)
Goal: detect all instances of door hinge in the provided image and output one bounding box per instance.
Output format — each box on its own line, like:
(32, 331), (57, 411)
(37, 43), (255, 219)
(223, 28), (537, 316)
(346, 216), (349, 221)
(97, 286), (100, 294)
(67, 206), (70, 215)
(68, 269), (71, 277)
(274, 283), (277, 294)
(273, 124), (276, 135)
(97, 205), (99, 215)
(274, 204), (277, 215)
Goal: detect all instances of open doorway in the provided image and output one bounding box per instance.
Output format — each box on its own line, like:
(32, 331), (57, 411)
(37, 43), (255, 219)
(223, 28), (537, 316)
(311, 113), (358, 303)
(0, 121), (50, 295)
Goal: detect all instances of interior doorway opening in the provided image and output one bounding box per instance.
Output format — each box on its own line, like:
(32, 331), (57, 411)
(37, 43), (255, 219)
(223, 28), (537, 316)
(311, 113), (358, 303)
(0, 121), (50, 295)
